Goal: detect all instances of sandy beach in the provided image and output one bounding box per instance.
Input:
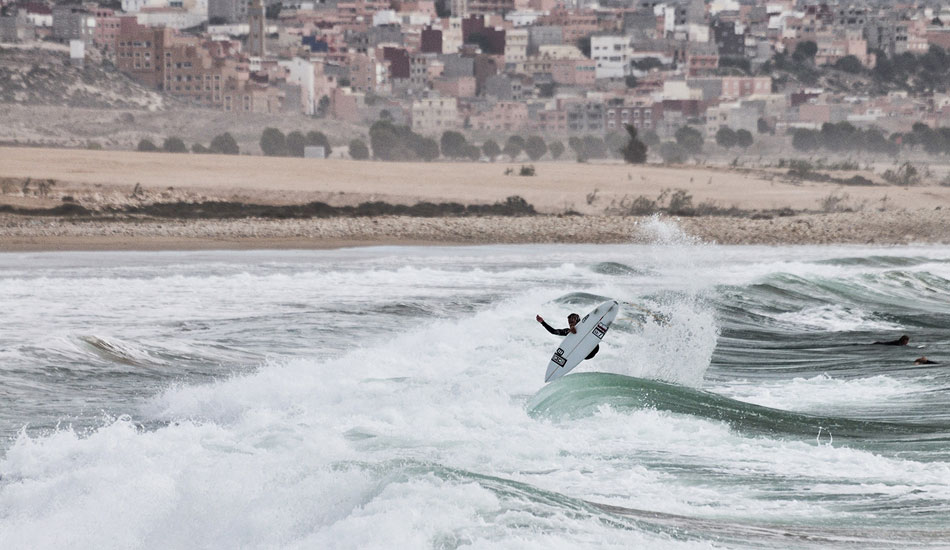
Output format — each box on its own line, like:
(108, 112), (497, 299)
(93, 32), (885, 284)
(2, 146), (949, 250)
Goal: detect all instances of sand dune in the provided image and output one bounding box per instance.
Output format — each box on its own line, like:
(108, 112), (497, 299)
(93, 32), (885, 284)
(4, 147), (950, 214)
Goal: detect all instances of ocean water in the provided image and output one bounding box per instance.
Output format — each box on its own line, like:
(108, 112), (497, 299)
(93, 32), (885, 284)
(2, 220), (950, 549)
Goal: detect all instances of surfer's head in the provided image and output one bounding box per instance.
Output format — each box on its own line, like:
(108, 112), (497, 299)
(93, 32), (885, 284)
(898, 335), (910, 345)
(567, 313), (580, 327)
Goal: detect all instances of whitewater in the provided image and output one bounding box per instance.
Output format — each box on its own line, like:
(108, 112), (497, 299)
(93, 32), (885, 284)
(2, 222), (949, 549)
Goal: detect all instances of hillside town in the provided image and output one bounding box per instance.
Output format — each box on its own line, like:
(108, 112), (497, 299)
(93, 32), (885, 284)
(3, 0), (950, 152)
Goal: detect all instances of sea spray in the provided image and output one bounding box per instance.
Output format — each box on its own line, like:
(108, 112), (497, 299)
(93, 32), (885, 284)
(615, 216), (720, 387)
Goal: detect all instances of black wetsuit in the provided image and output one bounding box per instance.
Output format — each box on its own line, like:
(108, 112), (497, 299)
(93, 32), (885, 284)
(539, 319), (600, 360)
(872, 337), (909, 346)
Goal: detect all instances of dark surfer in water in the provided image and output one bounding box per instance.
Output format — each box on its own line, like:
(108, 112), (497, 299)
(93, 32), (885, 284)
(914, 356), (939, 365)
(872, 335), (910, 346)
(536, 313), (600, 360)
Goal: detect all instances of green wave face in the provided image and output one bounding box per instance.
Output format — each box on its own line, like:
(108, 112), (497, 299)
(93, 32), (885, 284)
(527, 373), (948, 444)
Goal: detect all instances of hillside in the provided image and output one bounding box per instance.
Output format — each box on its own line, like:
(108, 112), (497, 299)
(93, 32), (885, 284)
(0, 43), (169, 109)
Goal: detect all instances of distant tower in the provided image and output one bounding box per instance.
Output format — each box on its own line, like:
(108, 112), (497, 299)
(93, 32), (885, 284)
(248, 0), (265, 58)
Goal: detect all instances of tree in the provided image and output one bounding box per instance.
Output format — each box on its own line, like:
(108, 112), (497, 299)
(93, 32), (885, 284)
(576, 35), (592, 58)
(834, 55), (864, 74)
(605, 131), (627, 158)
(582, 135), (607, 159)
(370, 120), (408, 160)
(416, 137), (440, 161)
(659, 142), (685, 163)
(718, 56), (751, 74)
(621, 124), (648, 163)
(440, 130), (468, 158)
(260, 127), (287, 156)
(137, 138), (158, 152)
(482, 139), (501, 161)
(792, 128), (821, 152)
(548, 141), (565, 160)
(306, 131), (332, 157)
(632, 57), (663, 71)
(464, 144), (482, 161)
(793, 40), (817, 62)
(757, 118), (771, 134)
(568, 136), (587, 162)
(349, 139), (369, 160)
(503, 135), (525, 159)
(735, 129), (754, 148)
(286, 131), (307, 157)
(524, 135), (547, 161)
(624, 74), (638, 88)
(434, 0), (450, 17)
(210, 132), (239, 155)
(317, 95), (331, 116)
(162, 137), (188, 153)
(466, 32), (500, 54)
(674, 126), (704, 155)
(641, 130), (660, 147)
(715, 127), (738, 148)
(537, 82), (557, 98)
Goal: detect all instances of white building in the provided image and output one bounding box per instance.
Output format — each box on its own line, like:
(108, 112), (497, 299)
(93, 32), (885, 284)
(134, 10), (207, 29)
(442, 17), (463, 54)
(591, 35), (630, 80)
(280, 57), (317, 115)
(504, 28), (528, 68)
(504, 10), (544, 27)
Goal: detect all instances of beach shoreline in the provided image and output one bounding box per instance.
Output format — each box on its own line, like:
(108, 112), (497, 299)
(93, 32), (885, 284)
(3, 211), (949, 252)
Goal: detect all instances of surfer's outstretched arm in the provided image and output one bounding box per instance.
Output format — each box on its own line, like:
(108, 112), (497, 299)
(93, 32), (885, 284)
(536, 315), (569, 336)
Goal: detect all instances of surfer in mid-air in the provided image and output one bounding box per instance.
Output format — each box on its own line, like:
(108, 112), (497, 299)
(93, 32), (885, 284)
(536, 313), (600, 360)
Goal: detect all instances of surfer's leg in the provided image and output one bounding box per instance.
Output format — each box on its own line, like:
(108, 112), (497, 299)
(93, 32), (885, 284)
(585, 345), (600, 360)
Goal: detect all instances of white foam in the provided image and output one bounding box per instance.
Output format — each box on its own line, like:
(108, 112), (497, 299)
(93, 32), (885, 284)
(772, 304), (904, 332)
(710, 374), (927, 412)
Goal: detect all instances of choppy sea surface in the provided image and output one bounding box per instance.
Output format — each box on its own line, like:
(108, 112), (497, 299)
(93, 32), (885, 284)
(2, 220), (949, 549)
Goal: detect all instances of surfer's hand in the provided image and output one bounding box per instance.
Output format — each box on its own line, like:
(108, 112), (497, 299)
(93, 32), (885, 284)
(536, 315), (544, 323)
(570, 327), (577, 334)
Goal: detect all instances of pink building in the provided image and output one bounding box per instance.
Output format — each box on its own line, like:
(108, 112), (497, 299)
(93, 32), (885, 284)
(797, 103), (832, 126)
(332, 87), (366, 123)
(432, 76), (476, 97)
(535, 107), (568, 134)
(93, 9), (121, 52)
(550, 58), (596, 86)
(471, 101), (529, 132)
(604, 102), (659, 133)
(719, 76), (771, 99)
(814, 31), (874, 68)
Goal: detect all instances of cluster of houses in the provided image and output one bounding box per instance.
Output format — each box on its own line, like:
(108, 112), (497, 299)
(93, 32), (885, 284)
(4, 0), (950, 141)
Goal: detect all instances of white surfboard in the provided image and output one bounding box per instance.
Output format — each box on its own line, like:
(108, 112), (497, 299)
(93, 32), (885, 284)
(545, 300), (619, 383)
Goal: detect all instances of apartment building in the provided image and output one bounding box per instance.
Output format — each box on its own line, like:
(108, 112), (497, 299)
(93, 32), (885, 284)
(411, 96), (459, 132)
